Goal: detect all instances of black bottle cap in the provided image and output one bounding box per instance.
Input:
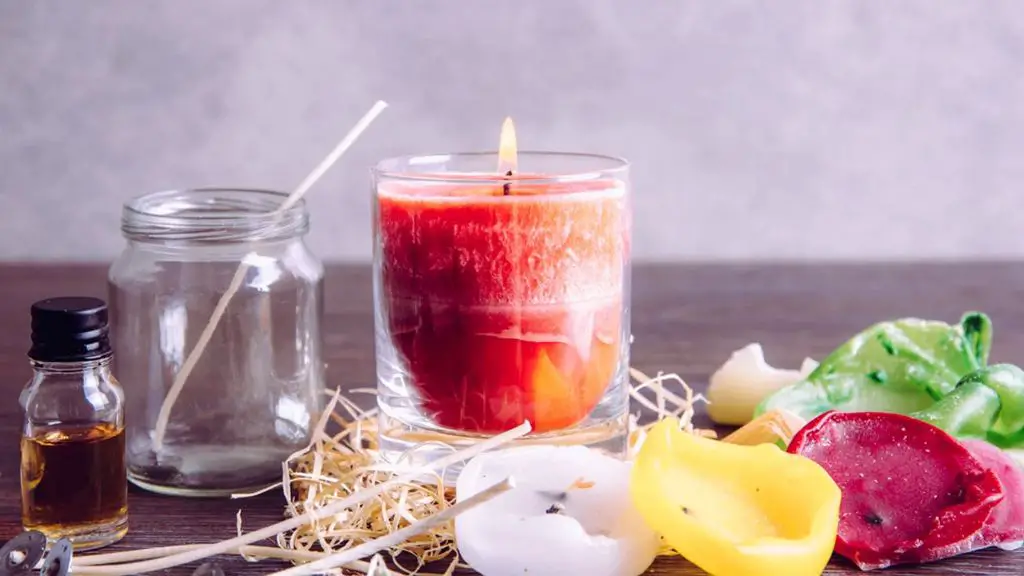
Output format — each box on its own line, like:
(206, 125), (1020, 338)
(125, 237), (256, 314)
(28, 297), (111, 362)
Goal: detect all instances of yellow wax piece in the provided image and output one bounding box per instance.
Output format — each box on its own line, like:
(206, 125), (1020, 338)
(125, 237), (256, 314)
(630, 418), (841, 576)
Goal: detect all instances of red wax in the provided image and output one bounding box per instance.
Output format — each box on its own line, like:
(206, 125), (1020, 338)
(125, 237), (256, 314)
(378, 176), (628, 434)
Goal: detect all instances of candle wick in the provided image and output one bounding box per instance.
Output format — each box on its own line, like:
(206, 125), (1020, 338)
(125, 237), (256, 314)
(502, 170), (513, 196)
(545, 502), (565, 515)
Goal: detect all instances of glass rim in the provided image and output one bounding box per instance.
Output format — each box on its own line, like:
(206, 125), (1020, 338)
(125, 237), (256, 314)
(124, 187), (304, 219)
(372, 150), (630, 185)
(121, 187), (308, 243)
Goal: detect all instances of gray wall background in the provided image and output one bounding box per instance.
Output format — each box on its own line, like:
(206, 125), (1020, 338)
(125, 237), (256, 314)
(2, 0), (1024, 262)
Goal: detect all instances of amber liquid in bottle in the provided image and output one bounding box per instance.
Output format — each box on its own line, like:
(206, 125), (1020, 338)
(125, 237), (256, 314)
(21, 297), (129, 550)
(21, 423), (128, 533)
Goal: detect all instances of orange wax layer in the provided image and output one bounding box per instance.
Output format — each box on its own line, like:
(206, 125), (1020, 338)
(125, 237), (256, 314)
(378, 178), (628, 433)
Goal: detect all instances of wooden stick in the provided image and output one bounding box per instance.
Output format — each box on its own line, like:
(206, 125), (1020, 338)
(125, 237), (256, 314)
(267, 476), (516, 576)
(71, 421), (531, 575)
(75, 545), (449, 576)
(151, 100), (389, 452)
(74, 544), (349, 566)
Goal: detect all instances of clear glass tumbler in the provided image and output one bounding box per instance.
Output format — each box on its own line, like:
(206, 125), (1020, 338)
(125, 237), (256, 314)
(109, 188), (325, 497)
(372, 152), (632, 469)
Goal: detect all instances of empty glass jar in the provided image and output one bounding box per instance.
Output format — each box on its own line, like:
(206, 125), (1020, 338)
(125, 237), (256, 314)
(108, 188), (325, 497)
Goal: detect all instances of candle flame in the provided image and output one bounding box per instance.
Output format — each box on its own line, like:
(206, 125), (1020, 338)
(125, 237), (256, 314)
(498, 117), (518, 174)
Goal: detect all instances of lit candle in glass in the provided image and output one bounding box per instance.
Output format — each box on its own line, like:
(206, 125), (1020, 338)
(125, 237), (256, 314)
(372, 120), (631, 467)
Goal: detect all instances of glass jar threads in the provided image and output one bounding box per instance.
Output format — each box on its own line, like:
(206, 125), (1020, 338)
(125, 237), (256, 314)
(109, 188), (325, 497)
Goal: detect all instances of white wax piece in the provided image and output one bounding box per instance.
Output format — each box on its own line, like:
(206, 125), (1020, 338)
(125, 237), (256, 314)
(455, 445), (659, 576)
(706, 342), (818, 425)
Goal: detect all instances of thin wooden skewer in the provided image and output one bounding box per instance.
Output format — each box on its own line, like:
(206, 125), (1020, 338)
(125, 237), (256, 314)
(151, 100), (389, 452)
(72, 421), (531, 575)
(75, 545), (445, 576)
(267, 476), (516, 576)
(74, 545), (353, 567)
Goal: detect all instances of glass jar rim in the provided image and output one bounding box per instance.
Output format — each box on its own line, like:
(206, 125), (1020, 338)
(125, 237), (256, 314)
(372, 151), (629, 185)
(122, 188), (309, 244)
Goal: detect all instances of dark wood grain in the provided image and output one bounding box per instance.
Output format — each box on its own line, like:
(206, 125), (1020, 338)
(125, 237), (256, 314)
(1, 262), (1023, 575)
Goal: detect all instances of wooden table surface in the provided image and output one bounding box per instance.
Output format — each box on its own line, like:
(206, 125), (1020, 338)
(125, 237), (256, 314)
(1, 262), (1023, 575)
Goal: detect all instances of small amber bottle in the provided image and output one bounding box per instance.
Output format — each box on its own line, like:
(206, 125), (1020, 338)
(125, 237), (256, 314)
(19, 297), (128, 550)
